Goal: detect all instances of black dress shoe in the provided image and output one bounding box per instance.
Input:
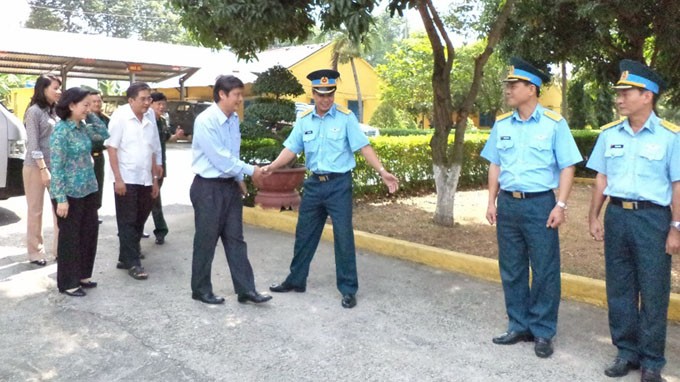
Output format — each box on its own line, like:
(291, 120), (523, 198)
(641, 368), (665, 382)
(604, 358), (640, 377)
(142, 232), (150, 238)
(155, 236), (165, 245)
(79, 280), (98, 288)
(98, 219), (103, 224)
(341, 294), (357, 308)
(237, 291), (272, 304)
(30, 259), (47, 266)
(60, 287), (86, 297)
(534, 337), (553, 358)
(192, 292), (225, 304)
(269, 281), (306, 293)
(492, 331), (534, 345)
(116, 262), (130, 269)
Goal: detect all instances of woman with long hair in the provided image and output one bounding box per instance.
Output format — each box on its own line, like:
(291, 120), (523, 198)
(23, 73), (61, 266)
(50, 87), (109, 296)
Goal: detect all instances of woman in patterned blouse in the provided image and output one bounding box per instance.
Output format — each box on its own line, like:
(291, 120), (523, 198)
(23, 74), (61, 266)
(50, 87), (110, 297)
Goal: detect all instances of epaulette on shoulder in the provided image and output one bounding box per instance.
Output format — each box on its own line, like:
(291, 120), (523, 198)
(600, 118), (626, 131)
(496, 111), (513, 122)
(335, 105), (351, 115)
(543, 109), (563, 122)
(299, 108), (313, 118)
(660, 119), (680, 133)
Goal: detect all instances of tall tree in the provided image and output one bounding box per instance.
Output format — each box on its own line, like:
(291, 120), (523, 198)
(330, 31), (365, 123)
(170, 0), (516, 226)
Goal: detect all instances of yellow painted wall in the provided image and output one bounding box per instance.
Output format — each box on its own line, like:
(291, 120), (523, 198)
(5, 87), (34, 121)
(539, 83), (563, 114)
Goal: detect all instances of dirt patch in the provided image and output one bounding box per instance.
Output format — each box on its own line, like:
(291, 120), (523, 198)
(353, 184), (680, 293)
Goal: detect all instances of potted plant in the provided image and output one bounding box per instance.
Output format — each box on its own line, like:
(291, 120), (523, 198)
(241, 65), (307, 210)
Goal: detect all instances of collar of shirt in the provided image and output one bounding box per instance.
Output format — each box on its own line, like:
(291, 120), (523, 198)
(312, 104), (337, 119)
(61, 119), (83, 130)
(620, 112), (658, 135)
(511, 104), (542, 123)
(119, 104), (154, 124)
(207, 103), (238, 126)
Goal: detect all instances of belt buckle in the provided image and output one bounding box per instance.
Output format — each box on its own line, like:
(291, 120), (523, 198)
(621, 201), (637, 210)
(318, 175), (328, 182)
(92, 152), (100, 157)
(512, 191), (523, 199)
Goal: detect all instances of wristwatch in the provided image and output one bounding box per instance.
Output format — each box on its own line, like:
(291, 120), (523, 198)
(556, 201), (567, 209)
(670, 221), (680, 231)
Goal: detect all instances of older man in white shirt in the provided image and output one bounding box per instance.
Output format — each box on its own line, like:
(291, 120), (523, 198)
(105, 82), (161, 280)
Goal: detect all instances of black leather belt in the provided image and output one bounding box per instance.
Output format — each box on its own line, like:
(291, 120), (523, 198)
(501, 190), (552, 199)
(609, 197), (666, 210)
(312, 172), (349, 182)
(197, 175), (235, 183)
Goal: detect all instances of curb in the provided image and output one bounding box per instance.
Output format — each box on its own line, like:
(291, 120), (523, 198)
(243, 207), (680, 322)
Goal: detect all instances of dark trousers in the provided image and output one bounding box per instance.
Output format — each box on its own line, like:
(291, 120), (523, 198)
(496, 191), (560, 339)
(151, 178), (168, 239)
(604, 203), (672, 370)
(52, 193), (99, 291)
(285, 172), (358, 295)
(114, 184), (153, 267)
(92, 153), (105, 209)
(190, 176), (255, 296)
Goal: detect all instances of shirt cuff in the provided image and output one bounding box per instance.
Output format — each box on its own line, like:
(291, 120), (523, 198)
(242, 163), (255, 177)
(31, 151), (44, 159)
(56, 195), (67, 203)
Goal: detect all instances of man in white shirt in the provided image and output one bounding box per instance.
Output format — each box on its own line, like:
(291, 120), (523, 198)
(105, 82), (161, 280)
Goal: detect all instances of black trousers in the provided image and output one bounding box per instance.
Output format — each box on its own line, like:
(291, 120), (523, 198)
(190, 175), (256, 296)
(150, 178), (168, 239)
(114, 184), (153, 267)
(92, 152), (105, 209)
(52, 192), (99, 291)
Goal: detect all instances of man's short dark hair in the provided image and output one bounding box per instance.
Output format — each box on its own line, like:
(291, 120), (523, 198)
(636, 88), (660, 106)
(126, 82), (151, 100)
(519, 80), (541, 97)
(55, 87), (90, 120)
(150, 92), (167, 103)
(213, 75), (244, 103)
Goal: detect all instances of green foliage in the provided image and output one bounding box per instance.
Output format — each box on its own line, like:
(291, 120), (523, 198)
(251, 65), (304, 98)
(379, 128), (432, 137)
(567, 78), (589, 129)
(242, 66), (304, 164)
(376, 33), (434, 128)
(368, 101), (416, 130)
(452, 41), (506, 116)
(570, 129), (601, 177)
(170, 0), (383, 61)
(499, 0), (680, 107)
(0, 74), (34, 99)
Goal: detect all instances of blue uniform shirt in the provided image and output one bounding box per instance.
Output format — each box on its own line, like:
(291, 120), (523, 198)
(481, 104), (583, 192)
(192, 103), (254, 181)
(586, 112), (680, 206)
(284, 104), (369, 173)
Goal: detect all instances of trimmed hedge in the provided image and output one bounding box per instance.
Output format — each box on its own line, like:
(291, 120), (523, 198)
(240, 129), (602, 200)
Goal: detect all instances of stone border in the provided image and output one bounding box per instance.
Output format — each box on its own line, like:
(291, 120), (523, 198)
(243, 207), (680, 322)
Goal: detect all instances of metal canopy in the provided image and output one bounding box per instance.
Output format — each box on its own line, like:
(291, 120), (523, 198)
(0, 28), (216, 83)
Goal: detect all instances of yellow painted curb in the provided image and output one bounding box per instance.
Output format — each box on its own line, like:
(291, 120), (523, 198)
(243, 206), (680, 322)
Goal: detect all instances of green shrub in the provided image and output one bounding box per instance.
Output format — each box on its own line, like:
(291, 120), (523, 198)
(240, 129), (602, 202)
(380, 128), (432, 136)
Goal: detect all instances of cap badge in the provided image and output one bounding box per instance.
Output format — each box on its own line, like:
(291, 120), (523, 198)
(321, 77), (328, 84)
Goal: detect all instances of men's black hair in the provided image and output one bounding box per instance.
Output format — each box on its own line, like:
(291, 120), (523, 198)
(213, 75), (244, 103)
(55, 87), (90, 120)
(150, 92), (167, 103)
(518, 80), (541, 97)
(30, 73), (62, 109)
(126, 82), (151, 99)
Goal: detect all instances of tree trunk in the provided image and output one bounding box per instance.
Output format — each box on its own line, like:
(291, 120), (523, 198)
(432, 163), (461, 226)
(418, 0), (516, 227)
(350, 58), (364, 123)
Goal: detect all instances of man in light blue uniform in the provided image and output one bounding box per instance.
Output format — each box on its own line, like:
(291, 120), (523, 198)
(264, 69), (399, 309)
(190, 75), (271, 305)
(481, 58), (582, 358)
(587, 60), (680, 382)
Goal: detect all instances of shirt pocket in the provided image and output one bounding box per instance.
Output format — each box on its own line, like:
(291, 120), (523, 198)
(302, 131), (319, 153)
(526, 136), (553, 166)
(495, 137), (516, 166)
(638, 143), (666, 176)
(326, 126), (347, 151)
